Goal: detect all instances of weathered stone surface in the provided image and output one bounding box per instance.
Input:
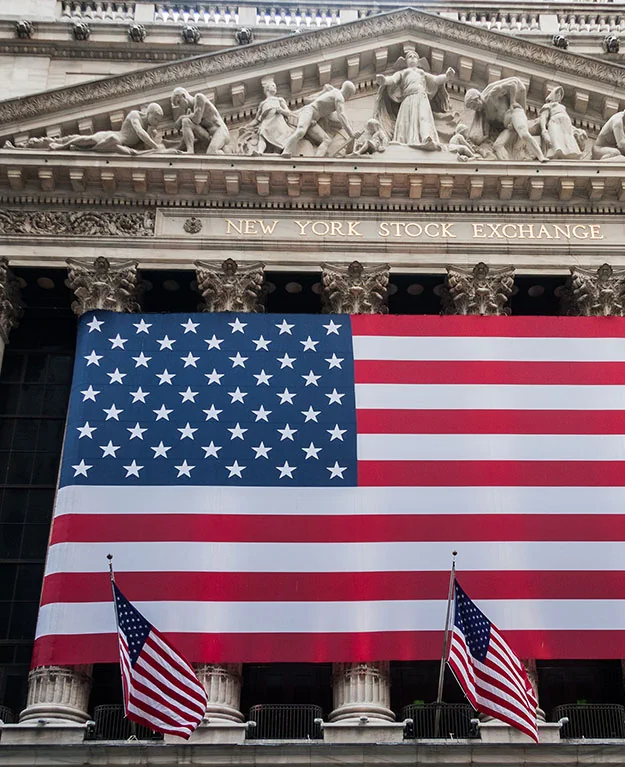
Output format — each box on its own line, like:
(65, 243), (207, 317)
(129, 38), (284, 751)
(563, 263), (625, 316)
(444, 263), (515, 315)
(66, 256), (141, 315)
(322, 262), (389, 314)
(0, 257), (22, 344)
(19, 665), (92, 724)
(0, 210), (155, 237)
(196, 259), (265, 313)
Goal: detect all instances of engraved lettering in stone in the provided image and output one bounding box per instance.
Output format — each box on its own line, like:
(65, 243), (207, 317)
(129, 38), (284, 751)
(258, 220), (279, 235)
(294, 221), (311, 236)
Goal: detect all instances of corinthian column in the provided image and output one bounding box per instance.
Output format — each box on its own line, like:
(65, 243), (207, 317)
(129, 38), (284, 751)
(19, 665), (93, 724)
(443, 262), (515, 315)
(0, 257), (22, 371)
(66, 256), (141, 314)
(194, 664), (244, 722)
(563, 263), (625, 316)
(329, 662), (394, 722)
(195, 258), (265, 312)
(321, 261), (389, 314)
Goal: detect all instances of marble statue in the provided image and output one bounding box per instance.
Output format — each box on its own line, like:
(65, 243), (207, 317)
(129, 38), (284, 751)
(171, 87), (230, 154)
(592, 111), (625, 160)
(237, 77), (295, 155)
(350, 119), (387, 156)
(464, 77), (546, 162)
(374, 51), (455, 150)
(447, 123), (477, 161)
(281, 81), (357, 158)
(539, 86), (586, 159)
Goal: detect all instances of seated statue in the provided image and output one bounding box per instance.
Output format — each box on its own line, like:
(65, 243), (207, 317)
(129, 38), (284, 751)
(350, 118), (387, 156)
(448, 123), (478, 161)
(170, 87), (230, 154)
(592, 110), (625, 160)
(237, 77), (295, 155)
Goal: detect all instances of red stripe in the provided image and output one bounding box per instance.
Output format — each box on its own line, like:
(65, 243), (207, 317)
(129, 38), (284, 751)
(48, 512), (625, 544)
(351, 315), (625, 338)
(126, 706), (191, 739)
(354, 359), (625, 385)
(31, 629), (625, 666)
(40, 570), (625, 605)
(359, 460), (625, 486)
(356, 409), (625, 434)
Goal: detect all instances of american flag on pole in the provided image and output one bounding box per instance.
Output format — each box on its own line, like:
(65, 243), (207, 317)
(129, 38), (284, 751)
(113, 581), (207, 738)
(447, 580), (539, 742)
(33, 312), (625, 665)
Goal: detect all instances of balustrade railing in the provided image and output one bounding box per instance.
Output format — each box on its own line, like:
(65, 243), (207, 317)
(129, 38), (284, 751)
(60, 1), (136, 22)
(557, 12), (624, 31)
(402, 702), (478, 739)
(87, 704), (163, 740)
(0, 705), (15, 724)
(154, 3), (238, 23)
(553, 703), (625, 739)
(247, 704), (323, 739)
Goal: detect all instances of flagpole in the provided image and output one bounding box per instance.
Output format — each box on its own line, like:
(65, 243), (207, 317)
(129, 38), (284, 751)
(434, 550), (457, 739)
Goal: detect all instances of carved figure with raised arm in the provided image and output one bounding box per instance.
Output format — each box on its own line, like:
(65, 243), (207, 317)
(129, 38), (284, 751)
(237, 77), (295, 155)
(171, 87), (230, 154)
(350, 118), (388, 156)
(373, 51), (455, 150)
(464, 77), (546, 162)
(539, 86), (586, 159)
(281, 80), (357, 158)
(592, 111), (625, 160)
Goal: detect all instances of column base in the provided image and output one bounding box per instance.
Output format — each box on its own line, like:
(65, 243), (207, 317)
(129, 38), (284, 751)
(322, 720), (406, 744)
(0, 719), (89, 745)
(477, 720), (562, 744)
(164, 720), (248, 745)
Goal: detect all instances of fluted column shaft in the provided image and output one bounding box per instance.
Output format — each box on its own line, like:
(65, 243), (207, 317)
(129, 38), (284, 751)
(195, 664), (244, 722)
(330, 662), (394, 722)
(20, 665), (93, 724)
(523, 659), (546, 721)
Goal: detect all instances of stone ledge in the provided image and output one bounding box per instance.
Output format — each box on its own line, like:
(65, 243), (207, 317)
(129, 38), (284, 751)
(0, 719), (89, 745)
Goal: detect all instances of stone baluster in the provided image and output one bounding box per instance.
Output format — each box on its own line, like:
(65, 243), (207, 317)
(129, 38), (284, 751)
(66, 256), (141, 315)
(195, 258), (266, 313)
(562, 263), (625, 316)
(443, 262), (515, 316)
(0, 257), (22, 371)
(321, 261), (389, 315)
(329, 662), (394, 722)
(194, 664), (244, 722)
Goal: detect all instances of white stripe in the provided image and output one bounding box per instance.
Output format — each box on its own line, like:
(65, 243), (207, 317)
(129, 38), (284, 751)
(353, 335), (625, 362)
(52, 485), (625, 517)
(358, 433), (625, 461)
(355, 383), (625, 410)
(34, 598), (625, 637)
(44, 540), (625, 575)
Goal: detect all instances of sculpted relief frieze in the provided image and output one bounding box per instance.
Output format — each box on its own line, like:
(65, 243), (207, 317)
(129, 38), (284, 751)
(0, 210), (155, 236)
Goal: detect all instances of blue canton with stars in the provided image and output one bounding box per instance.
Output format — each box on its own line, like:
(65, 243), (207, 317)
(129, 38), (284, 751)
(453, 582), (492, 663)
(113, 583), (152, 665)
(60, 312), (357, 487)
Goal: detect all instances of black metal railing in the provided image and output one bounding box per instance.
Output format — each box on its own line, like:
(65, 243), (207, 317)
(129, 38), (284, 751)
(0, 706), (15, 724)
(247, 704), (323, 739)
(88, 705), (163, 741)
(401, 702), (478, 739)
(553, 704), (625, 739)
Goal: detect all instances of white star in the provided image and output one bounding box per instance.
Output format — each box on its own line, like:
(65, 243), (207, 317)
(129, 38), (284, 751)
(252, 405), (272, 422)
(87, 317), (104, 333)
(175, 460), (195, 478)
(276, 461), (296, 479)
(205, 335), (223, 350)
(181, 352), (199, 368)
(127, 423), (147, 440)
(252, 442), (272, 459)
(181, 318), (199, 334)
(226, 460), (245, 478)
(327, 461), (347, 479)
(84, 350), (102, 366)
(326, 389), (345, 405)
(156, 369), (175, 385)
(133, 319), (152, 334)
(72, 459), (92, 477)
(151, 441), (171, 458)
(301, 406), (320, 423)
(277, 353), (296, 369)
(100, 440), (120, 458)
(153, 404), (173, 421)
(323, 320), (342, 335)
(103, 404), (123, 421)
(326, 354), (344, 369)
(276, 319), (294, 335)
(205, 369), (224, 385)
(124, 460), (143, 478)
(107, 368), (126, 384)
(81, 385), (100, 402)
(229, 318), (247, 333)
(277, 388), (296, 405)
(254, 370), (273, 386)
(302, 442), (322, 460)
(178, 423), (197, 440)
(228, 423), (248, 440)
(77, 422), (96, 439)
(300, 336), (319, 352)
(202, 441), (222, 458)
(253, 335), (271, 351)
(277, 424), (297, 441)
(130, 387), (149, 403)
(229, 352), (248, 368)
(203, 404), (222, 421)
(180, 387), (199, 403)
(302, 370), (321, 386)
(109, 334), (127, 349)
(228, 387), (247, 404)
(132, 352), (151, 368)
(157, 335), (176, 350)
(328, 424), (347, 441)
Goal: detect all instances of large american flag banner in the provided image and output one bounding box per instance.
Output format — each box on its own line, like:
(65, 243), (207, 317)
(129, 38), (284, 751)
(33, 312), (625, 666)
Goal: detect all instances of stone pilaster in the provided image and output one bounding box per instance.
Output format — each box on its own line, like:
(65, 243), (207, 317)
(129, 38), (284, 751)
(0, 258), (22, 370)
(66, 256), (141, 315)
(563, 263), (625, 316)
(443, 262), (515, 316)
(194, 664), (244, 722)
(321, 261), (389, 315)
(19, 665), (93, 724)
(329, 662), (394, 722)
(195, 259), (265, 313)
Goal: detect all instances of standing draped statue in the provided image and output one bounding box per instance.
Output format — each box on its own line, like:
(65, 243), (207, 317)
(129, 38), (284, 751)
(237, 77), (295, 155)
(539, 86), (586, 160)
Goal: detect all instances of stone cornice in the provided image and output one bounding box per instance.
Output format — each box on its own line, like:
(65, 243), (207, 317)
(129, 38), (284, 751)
(1, 7), (625, 129)
(0, 38), (191, 63)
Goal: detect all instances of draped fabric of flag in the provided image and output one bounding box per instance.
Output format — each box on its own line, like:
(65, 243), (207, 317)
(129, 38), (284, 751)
(33, 312), (625, 666)
(113, 582), (207, 738)
(447, 580), (539, 743)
